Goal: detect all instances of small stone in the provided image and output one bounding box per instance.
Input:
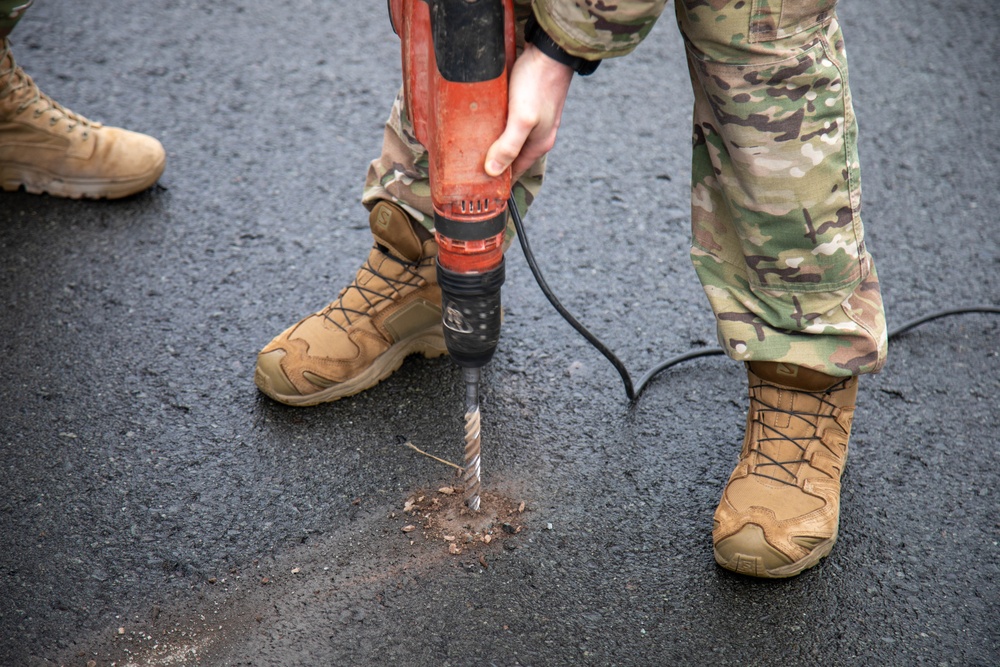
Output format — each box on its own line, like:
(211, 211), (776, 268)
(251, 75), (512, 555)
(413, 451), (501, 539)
(438, 487), (455, 495)
(449, 543), (462, 555)
(502, 523), (517, 534)
(118, 626), (125, 635)
(402, 525), (416, 533)
(291, 567), (301, 574)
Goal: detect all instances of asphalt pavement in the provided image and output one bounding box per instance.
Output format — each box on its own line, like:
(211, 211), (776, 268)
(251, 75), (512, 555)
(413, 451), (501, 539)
(1, 1), (998, 665)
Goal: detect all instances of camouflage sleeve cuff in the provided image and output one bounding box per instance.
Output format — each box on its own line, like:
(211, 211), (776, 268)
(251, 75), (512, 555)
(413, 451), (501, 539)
(524, 14), (601, 75)
(531, 0), (667, 60)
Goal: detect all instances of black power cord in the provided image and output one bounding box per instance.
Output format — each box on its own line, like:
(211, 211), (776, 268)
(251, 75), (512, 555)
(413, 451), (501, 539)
(507, 196), (1000, 402)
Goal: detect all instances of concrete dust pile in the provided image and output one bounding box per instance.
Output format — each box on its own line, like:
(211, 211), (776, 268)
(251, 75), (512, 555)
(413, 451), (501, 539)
(394, 488), (527, 561)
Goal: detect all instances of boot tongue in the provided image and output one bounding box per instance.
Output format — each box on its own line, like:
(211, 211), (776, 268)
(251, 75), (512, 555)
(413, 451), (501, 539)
(748, 361), (840, 392)
(368, 201), (424, 263)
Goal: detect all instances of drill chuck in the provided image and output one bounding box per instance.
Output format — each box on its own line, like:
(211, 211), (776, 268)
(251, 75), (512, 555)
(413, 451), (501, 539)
(437, 259), (505, 368)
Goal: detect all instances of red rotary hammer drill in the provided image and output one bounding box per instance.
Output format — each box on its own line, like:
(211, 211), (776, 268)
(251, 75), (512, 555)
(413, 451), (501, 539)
(389, 0), (516, 510)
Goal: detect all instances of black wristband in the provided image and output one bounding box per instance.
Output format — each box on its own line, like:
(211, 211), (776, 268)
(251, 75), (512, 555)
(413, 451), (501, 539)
(524, 14), (601, 76)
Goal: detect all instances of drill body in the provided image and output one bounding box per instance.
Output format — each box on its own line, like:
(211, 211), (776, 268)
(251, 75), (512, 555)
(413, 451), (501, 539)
(390, 0), (515, 369)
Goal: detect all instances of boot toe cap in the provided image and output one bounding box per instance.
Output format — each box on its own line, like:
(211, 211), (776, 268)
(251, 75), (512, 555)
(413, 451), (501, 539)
(714, 524), (794, 577)
(255, 349), (302, 401)
(714, 523), (836, 578)
(97, 127), (166, 187)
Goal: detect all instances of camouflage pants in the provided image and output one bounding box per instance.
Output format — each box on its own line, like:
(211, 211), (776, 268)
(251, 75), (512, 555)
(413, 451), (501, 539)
(0, 0), (30, 38)
(679, 0), (886, 376)
(366, 1), (886, 378)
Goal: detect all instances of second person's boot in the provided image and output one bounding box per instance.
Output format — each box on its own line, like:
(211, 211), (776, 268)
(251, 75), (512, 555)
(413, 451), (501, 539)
(0, 38), (166, 199)
(255, 201), (446, 406)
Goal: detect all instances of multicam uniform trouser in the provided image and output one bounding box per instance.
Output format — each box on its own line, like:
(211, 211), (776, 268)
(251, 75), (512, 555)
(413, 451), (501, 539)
(0, 0), (28, 39)
(680, 1), (886, 377)
(366, 0), (887, 378)
(0, 0), (31, 37)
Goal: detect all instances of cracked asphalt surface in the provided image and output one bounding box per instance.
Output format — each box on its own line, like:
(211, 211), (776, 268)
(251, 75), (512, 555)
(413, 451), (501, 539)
(1, 1), (998, 665)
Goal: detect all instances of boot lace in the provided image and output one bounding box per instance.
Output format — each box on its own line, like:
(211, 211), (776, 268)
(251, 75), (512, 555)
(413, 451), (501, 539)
(320, 247), (433, 332)
(1, 39), (97, 138)
(747, 377), (852, 487)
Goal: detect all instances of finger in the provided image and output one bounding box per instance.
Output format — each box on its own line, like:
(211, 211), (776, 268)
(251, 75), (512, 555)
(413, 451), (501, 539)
(510, 125), (558, 179)
(485, 122), (531, 177)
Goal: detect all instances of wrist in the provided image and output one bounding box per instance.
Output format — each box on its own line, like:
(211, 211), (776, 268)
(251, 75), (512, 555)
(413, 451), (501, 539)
(524, 14), (601, 76)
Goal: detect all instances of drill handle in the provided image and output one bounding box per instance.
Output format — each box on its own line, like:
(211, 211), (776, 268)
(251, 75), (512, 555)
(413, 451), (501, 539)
(391, 0), (516, 226)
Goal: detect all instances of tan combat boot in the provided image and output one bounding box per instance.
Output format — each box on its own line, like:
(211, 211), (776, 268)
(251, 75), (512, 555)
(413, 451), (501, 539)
(713, 361), (859, 578)
(0, 38), (165, 199)
(256, 201), (446, 406)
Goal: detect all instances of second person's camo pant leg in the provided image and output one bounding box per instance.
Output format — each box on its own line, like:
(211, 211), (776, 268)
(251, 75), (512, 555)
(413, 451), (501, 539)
(0, 0), (32, 38)
(362, 0), (543, 247)
(677, 0), (887, 377)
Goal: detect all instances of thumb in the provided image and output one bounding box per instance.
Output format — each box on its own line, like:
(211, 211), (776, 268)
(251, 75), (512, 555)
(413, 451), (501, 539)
(485, 123), (529, 177)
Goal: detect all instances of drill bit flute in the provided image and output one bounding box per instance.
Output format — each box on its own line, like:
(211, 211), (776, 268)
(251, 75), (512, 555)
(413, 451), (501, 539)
(390, 0), (515, 511)
(463, 367), (483, 510)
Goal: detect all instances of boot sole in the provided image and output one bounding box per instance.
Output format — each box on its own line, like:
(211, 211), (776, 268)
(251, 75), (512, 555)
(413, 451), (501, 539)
(0, 156), (165, 200)
(255, 330), (448, 407)
(713, 534), (837, 579)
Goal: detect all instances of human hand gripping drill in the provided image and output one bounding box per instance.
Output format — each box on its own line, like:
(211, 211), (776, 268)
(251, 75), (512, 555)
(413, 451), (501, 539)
(390, 0), (516, 510)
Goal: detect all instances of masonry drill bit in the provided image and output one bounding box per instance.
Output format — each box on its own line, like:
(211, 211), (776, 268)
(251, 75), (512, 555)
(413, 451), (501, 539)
(462, 367), (482, 511)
